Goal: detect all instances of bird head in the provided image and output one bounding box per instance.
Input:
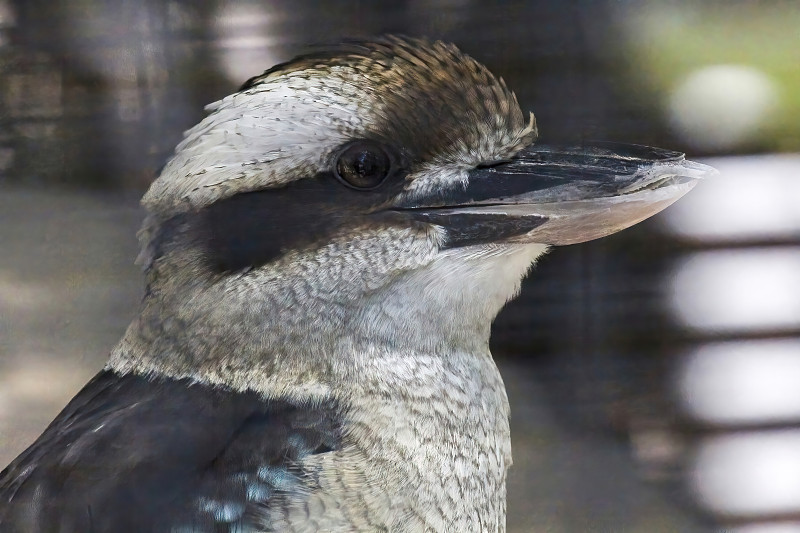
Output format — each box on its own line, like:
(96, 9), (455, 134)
(111, 37), (713, 393)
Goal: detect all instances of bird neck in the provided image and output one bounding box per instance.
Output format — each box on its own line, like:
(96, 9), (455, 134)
(107, 243), (547, 402)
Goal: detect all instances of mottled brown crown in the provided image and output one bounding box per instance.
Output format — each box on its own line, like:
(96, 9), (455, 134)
(240, 35), (537, 166)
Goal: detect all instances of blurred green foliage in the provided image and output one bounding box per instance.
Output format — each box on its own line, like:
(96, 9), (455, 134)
(623, 2), (800, 152)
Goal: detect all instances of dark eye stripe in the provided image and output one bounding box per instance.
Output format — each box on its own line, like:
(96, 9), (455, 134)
(146, 141), (412, 274)
(192, 170), (409, 273)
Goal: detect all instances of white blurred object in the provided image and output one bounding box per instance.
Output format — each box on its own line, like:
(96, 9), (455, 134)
(0, 358), (88, 420)
(0, 0), (13, 25)
(213, 3), (280, 84)
(663, 155), (800, 240)
(679, 340), (800, 425)
(668, 65), (779, 151)
(692, 431), (800, 516)
(727, 524), (800, 533)
(669, 248), (800, 332)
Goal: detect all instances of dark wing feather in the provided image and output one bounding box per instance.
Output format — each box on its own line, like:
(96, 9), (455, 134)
(0, 370), (341, 533)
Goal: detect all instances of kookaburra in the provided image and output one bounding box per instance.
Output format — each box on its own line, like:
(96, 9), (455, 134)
(0, 37), (713, 532)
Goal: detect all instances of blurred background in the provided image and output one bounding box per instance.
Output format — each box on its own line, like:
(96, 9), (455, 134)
(1, 1), (799, 531)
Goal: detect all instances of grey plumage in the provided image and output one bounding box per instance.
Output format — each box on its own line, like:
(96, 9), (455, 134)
(0, 36), (713, 532)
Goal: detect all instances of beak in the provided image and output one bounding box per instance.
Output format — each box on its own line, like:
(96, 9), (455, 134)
(395, 142), (716, 248)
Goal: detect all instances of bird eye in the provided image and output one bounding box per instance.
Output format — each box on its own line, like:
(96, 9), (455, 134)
(334, 141), (392, 190)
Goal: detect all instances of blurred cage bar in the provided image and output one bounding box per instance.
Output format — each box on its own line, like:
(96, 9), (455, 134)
(2, 1), (800, 532)
(660, 155), (800, 532)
